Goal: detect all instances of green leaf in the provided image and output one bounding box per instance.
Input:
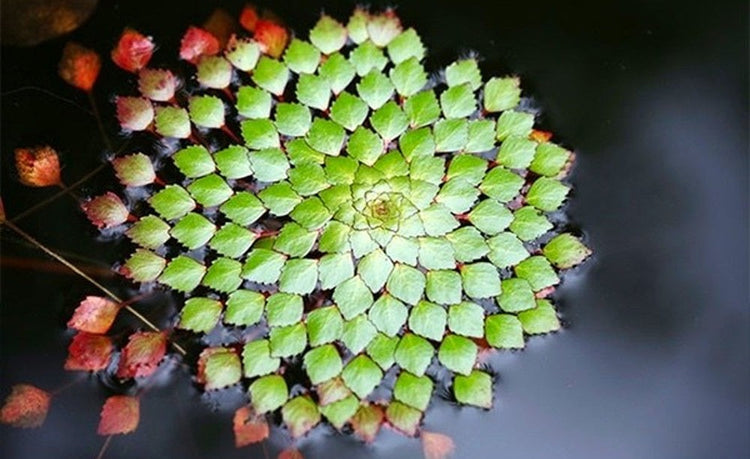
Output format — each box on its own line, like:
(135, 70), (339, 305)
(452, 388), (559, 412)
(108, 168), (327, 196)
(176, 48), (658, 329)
(278, 258), (318, 295)
(403, 90), (441, 129)
(386, 264), (425, 305)
(480, 167), (524, 202)
(318, 52), (356, 94)
(307, 118), (345, 156)
(496, 110), (534, 140)
(434, 118), (468, 152)
(258, 182), (301, 216)
(440, 84), (476, 119)
(318, 253), (355, 290)
(202, 257), (242, 293)
(389, 57), (427, 97)
(188, 95), (224, 128)
(368, 294), (408, 337)
(178, 297), (222, 333)
(435, 178), (480, 213)
(487, 232), (529, 268)
(154, 106), (190, 138)
(394, 333), (433, 377)
(347, 126), (384, 166)
(330, 92), (369, 131)
(241, 119), (281, 150)
(224, 290), (265, 326)
(201, 348), (241, 390)
(220, 191), (266, 226)
(425, 270), (462, 305)
(187, 174), (233, 207)
(349, 41), (388, 76)
(509, 206), (552, 241)
(269, 323), (307, 358)
(310, 15), (347, 54)
(209, 223), (256, 258)
(408, 300), (447, 341)
(170, 212), (216, 250)
(373, 151), (408, 178)
(419, 204), (459, 236)
(282, 396), (321, 438)
(467, 199), (513, 236)
(446, 227), (489, 263)
(453, 370), (492, 408)
(460, 262), (502, 298)
(196, 55), (232, 88)
(242, 340), (280, 377)
(386, 401), (422, 436)
(325, 156), (359, 185)
(320, 395), (359, 429)
(251, 57), (289, 95)
(367, 333), (399, 370)
(514, 256), (559, 291)
(447, 301), (485, 338)
(483, 76), (521, 113)
(498, 278), (536, 312)
(496, 135), (537, 169)
(445, 58), (482, 90)
(149, 185), (196, 220)
(284, 39), (321, 74)
(370, 101), (408, 141)
(126, 215), (170, 249)
(485, 314), (524, 349)
(356, 71), (394, 109)
(317, 377), (353, 406)
(158, 255), (205, 292)
(418, 237), (455, 270)
(249, 375), (288, 414)
(274, 103), (311, 137)
(225, 38), (260, 71)
(409, 155), (444, 184)
(249, 148), (289, 182)
(530, 142), (571, 177)
(304, 344), (343, 384)
(318, 221), (352, 253)
(342, 355), (383, 398)
(290, 197), (332, 229)
(465, 119), (497, 153)
(341, 314), (377, 353)
(349, 230), (379, 257)
(214, 145), (252, 179)
(446, 154), (487, 186)
(241, 248), (286, 283)
(526, 177), (570, 211)
(265, 293), (303, 327)
(296, 73), (331, 110)
(393, 371), (433, 411)
(387, 28), (425, 64)
(438, 334), (477, 375)
(358, 249), (394, 292)
(543, 233), (591, 269)
(518, 299), (561, 334)
(236, 86), (272, 119)
(333, 276), (374, 320)
(385, 235), (419, 265)
(306, 306), (344, 346)
(122, 249), (165, 282)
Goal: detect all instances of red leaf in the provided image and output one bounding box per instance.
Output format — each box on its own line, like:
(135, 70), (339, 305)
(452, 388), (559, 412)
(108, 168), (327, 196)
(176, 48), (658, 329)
(58, 42), (101, 91)
(67, 296), (120, 334)
(115, 96), (154, 131)
(278, 449), (304, 459)
(422, 431), (456, 459)
(179, 26), (220, 64)
(254, 19), (288, 58)
(530, 129), (553, 143)
(116, 331), (167, 379)
(14, 145), (61, 187)
(239, 4), (259, 32)
(0, 384), (51, 428)
(81, 192), (130, 228)
(97, 395), (139, 435)
(65, 332), (113, 371)
(111, 28), (154, 73)
(233, 406), (269, 447)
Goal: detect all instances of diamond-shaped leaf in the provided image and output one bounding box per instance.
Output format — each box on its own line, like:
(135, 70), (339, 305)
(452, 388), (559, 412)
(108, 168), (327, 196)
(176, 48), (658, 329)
(178, 297), (222, 333)
(149, 185), (196, 220)
(282, 396), (321, 438)
(242, 119), (280, 150)
(460, 262), (501, 298)
(307, 306), (344, 346)
(296, 73), (330, 110)
(158, 255), (205, 292)
(188, 95), (224, 128)
(237, 86), (272, 119)
(225, 290), (265, 326)
(318, 52), (355, 94)
(390, 57), (427, 97)
(341, 314), (377, 353)
(496, 110), (534, 141)
(445, 58), (481, 90)
(349, 41), (388, 76)
(496, 135), (536, 169)
(284, 39), (321, 74)
(509, 206), (552, 241)
(214, 145), (252, 179)
(202, 257), (243, 293)
(249, 375), (288, 414)
(367, 333), (399, 371)
(258, 182), (301, 216)
(357, 70), (394, 109)
(487, 232), (529, 268)
(209, 223), (256, 258)
(526, 177), (570, 211)
(433, 118), (468, 152)
(485, 314), (524, 349)
(408, 300), (447, 341)
(483, 76), (521, 113)
(447, 301), (485, 338)
(468, 199), (513, 236)
(252, 57), (289, 95)
(386, 401), (422, 436)
(347, 126), (384, 166)
(370, 101), (408, 142)
(242, 249), (286, 283)
(514, 256), (559, 291)
(319, 253), (355, 290)
(279, 258), (318, 295)
(425, 270), (462, 305)
(440, 84), (476, 119)
(403, 91), (440, 129)
(269, 323), (307, 358)
(342, 355), (382, 398)
(126, 215), (170, 249)
(543, 233), (592, 269)
(307, 118), (345, 156)
(187, 174), (233, 207)
(479, 167), (524, 202)
(453, 370), (492, 408)
(333, 276), (374, 320)
(437, 334), (477, 375)
(386, 264), (425, 305)
(358, 249), (394, 292)
(445, 227), (489, 263)
(243, 340), (281, 378)
(330, 92), (369, 131)
(304, 344), (343, 385)
(368, 294), (408, 337)
(530, 142), (571, 177)
(518, 299), (561, 334)
(310, 15), (347, 54)
(220, 191), (266, 226)
(393, 371), (433, 411)
(122, 249), (165, 282)
(394, 333), (434, 377)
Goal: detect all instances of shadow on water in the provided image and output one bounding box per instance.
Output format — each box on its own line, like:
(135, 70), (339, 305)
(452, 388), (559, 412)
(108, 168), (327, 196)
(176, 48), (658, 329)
(1, 0), (748, 458)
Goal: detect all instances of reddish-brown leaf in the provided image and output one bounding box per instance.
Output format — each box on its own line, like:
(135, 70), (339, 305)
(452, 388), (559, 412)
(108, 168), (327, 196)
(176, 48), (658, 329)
(0, 384), (51, 428)
(58, 42), (100, 91)
(351, 403), (384, 443)
(97, 395), (139, 435)
(233, 406), (269, 447)
(422, 431), (456, 459)
(81, 192), (130, 228)
(111, 28), (155, 73)
(65, 332), (113, 372)
(239, 4), (259, 32)
(14, 145), (61, 187)
(116, 331), (167, 379)
(179, 26), (220, 64)
(278, 448), (303, 459)
(202, 8), (238, 47)
(67, 296), (120, 334)
(530, 129), (553, 143)
(254, 19), (288, 58)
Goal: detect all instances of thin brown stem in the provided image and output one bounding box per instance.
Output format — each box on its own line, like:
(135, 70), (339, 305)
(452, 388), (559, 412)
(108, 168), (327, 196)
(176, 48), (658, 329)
(95, 435), (113, 459)
(51, 375), (85, 396)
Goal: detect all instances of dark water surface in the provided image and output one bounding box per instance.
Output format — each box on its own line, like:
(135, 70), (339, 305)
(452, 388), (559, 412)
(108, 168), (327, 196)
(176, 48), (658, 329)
(1, 1), (748, 458)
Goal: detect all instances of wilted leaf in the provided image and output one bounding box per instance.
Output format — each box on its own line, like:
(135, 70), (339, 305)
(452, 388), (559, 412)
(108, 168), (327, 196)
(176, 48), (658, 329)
(14, 145), (61, 187)
(0, 384), (51, 428)
(97, 395), (139, 435)
(233, 406), (269, 447)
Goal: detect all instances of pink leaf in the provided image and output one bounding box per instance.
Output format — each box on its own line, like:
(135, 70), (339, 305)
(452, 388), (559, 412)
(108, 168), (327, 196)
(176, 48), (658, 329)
(422, 431), (456, 459)
(97, 395), (139, 435)
(179, 26), (220, 64)
(111, 28), (154, 73)
(137, 68), (177, 102)
(67, 296), (120, 334)
(233, 406), (269, 447)
(81, 192), (130, 228)
(0, 384), (51, 428)
(65, 332), (113, 371)
(116, 331), (167, 379)
(115, 96), (154, 131)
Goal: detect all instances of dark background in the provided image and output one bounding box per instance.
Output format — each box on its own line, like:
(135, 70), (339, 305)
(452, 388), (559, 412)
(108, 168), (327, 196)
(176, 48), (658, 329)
(1, 0), (748, 458)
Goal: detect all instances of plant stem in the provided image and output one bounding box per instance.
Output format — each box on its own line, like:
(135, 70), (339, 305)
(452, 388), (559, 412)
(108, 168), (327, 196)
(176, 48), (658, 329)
(96, 435), (113, 459)
(88, 90), (113, 152)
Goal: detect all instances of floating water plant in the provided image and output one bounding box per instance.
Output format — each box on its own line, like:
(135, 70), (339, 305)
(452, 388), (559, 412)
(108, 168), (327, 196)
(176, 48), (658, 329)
(1, 4), (591, 455)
